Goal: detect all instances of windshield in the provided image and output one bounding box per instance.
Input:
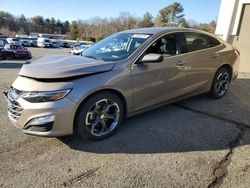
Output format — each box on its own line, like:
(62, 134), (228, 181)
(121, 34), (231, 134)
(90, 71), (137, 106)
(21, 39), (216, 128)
(81, 33), (152, 61)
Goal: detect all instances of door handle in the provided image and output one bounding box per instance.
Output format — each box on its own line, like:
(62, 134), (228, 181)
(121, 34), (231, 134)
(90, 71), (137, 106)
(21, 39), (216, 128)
(176, 61), (185, 66)
(210, 53), (219, 59)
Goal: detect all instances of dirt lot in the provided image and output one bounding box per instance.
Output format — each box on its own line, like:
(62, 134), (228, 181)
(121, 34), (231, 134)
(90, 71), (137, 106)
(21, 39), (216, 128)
(0, 48), (250, 188)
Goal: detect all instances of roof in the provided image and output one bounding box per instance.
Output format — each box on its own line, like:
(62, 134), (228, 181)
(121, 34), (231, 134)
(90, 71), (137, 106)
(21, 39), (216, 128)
(120, 27), (198, 35)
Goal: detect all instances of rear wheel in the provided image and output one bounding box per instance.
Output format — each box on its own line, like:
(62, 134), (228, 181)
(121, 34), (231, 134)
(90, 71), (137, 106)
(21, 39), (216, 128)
(75, 92), (124, 140)
(207, 67), (231, 99)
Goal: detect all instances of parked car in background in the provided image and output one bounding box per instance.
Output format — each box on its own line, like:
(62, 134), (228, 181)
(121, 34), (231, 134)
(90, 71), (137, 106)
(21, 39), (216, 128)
(21, 40), (31, 47)
(70, 44), (89, 55)
(30, 40), (37, 47)
(50, 42), (60, 48)
(2, 44), (31, 59)
(3, 27), (239, 140)
(37, 37), (51, 48)
(62, 42), (70, 48)
(70, 42), (81, 48)
(7, 38), (21, 45)
(71, 42), (93, 49)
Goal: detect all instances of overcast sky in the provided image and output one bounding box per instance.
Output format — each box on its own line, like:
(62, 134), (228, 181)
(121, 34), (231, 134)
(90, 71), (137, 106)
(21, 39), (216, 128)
(0, 0), (221, 23)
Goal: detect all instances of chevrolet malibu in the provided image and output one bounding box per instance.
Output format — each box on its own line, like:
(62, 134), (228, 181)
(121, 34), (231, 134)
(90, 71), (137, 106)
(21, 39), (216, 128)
(4, 27), (240, 140)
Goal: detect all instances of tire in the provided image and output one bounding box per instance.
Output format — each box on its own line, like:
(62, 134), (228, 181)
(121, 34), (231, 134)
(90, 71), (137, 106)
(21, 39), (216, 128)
(207, 67), (232, 99)
(75, 92), (124, 141)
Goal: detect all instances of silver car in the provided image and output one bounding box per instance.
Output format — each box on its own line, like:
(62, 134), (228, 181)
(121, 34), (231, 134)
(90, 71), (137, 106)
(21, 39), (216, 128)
(4, 27), (240, 140)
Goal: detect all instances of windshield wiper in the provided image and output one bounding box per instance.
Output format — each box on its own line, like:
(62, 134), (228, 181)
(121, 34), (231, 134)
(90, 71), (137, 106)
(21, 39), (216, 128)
(84, 55), (103, 61)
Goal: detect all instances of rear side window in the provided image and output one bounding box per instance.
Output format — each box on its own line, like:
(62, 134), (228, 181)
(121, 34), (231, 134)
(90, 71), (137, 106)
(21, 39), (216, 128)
(181, 32), (221, 53)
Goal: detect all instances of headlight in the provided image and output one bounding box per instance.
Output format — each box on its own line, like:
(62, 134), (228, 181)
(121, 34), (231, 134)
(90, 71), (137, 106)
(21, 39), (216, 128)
(21, 89), (71, 103)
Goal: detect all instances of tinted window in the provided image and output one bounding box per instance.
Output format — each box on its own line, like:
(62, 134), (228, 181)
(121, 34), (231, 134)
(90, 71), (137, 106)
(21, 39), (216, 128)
(146, 34), (177, 57)
(182, 32), (220, 53)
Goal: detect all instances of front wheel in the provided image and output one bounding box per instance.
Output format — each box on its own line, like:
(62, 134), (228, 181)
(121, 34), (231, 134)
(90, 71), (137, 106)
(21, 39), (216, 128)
(207, 67), (231, 99)
(75, 92), (124, 140)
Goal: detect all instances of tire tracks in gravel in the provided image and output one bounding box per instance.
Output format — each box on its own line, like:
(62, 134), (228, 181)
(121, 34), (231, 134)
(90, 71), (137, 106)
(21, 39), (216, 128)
(62, 167), (100, 187)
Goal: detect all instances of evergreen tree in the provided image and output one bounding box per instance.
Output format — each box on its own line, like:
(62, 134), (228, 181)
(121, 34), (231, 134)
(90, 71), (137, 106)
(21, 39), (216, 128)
(138, 12), (154, 27)
(156, 2), (186, 27)
(68, 21), (78, 40)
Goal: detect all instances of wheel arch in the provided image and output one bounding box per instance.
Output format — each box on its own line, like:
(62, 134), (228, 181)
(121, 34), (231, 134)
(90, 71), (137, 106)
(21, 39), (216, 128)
(73, 88), (128, 129)
(217, 64), (233, 80)
(207, 63), (233, 94)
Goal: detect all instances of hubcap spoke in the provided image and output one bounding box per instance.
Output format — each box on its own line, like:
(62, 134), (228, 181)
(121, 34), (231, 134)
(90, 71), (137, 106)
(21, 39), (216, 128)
(86, 111), (95, 125)
(90, 118), (100, 135)
(100, 119), (113, 133)
(216, 84), (221, 93)
(94, 109), (102, 116)
(100, 119), (107, 129)
(103, 103), (116, 112)
(103, 112), (116, 120)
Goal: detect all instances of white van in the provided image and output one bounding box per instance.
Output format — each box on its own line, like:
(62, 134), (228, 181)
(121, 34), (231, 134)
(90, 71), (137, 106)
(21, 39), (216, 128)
(6, 38), (21, 45)
(37, 37), (51, 48)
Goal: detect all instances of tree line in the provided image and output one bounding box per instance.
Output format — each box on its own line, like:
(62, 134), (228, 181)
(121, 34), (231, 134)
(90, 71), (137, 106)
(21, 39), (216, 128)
(0, 2), (217, 41)
(0, 11), (70, 36)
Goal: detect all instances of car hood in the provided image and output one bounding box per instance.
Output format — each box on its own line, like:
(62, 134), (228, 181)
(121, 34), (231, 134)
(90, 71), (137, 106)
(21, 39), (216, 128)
(19, 54), (116, 79)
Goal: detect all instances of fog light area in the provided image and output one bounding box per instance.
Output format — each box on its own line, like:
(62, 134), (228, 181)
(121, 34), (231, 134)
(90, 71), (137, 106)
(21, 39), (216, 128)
(26, 115), (55, 126)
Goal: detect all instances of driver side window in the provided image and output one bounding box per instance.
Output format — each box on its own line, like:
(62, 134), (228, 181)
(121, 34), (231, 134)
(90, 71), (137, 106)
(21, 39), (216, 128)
(146, 34), (177, 57)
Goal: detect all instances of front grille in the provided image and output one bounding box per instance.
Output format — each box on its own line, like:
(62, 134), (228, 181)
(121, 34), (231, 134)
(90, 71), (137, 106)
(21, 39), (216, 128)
(5, 88), (24, 120)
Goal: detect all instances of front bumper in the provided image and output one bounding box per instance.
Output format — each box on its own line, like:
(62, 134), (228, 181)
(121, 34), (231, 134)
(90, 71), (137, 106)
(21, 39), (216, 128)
(3, 91), (77, 137)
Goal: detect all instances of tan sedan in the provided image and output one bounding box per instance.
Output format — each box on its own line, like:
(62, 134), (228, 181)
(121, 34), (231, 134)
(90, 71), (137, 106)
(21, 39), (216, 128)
(4, 27), (240, 140)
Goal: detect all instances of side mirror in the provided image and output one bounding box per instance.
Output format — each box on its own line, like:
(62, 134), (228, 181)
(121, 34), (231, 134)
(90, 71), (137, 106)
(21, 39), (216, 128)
(140, 53), (164, 63)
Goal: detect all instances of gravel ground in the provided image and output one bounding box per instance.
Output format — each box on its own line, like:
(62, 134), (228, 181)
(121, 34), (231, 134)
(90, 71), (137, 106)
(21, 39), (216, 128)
(0, 48), (249, 188)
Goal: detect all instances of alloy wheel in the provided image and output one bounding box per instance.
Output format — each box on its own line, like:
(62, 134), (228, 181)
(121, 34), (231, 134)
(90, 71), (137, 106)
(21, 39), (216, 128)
(85, 99), (120, 137)
(215, 72), (230, 96)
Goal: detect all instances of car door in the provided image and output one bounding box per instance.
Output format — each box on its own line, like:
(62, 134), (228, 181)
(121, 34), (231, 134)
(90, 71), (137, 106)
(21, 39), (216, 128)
(179, 32), (222, 94)
(131, 33), (187, 112)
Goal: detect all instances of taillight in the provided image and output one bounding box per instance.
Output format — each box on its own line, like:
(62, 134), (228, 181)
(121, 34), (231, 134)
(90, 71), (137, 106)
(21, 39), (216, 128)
(234, 49), (240, 56)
